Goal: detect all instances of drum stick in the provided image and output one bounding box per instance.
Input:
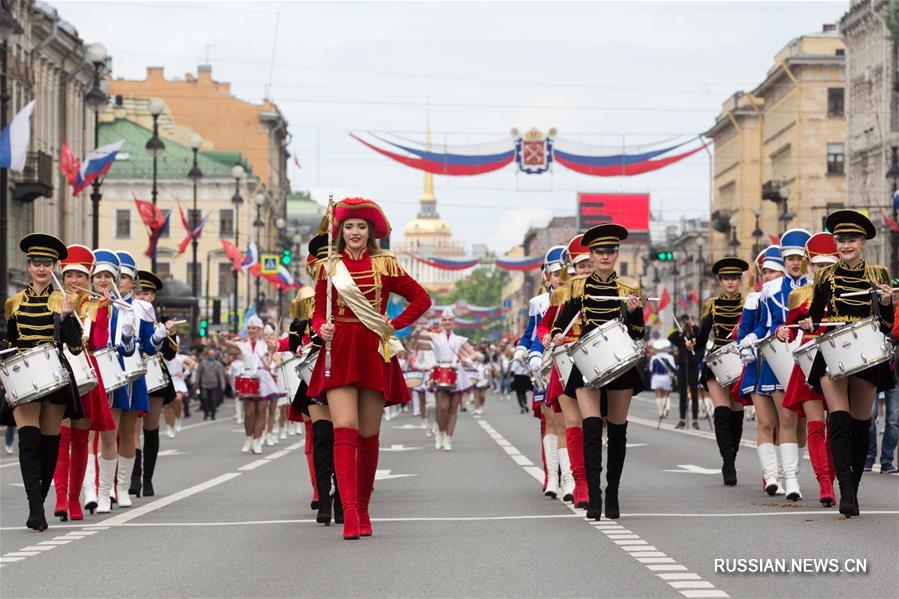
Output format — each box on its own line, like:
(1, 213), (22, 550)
(70, 284), (131, 309)
(592, 296), (660, 302)
(840, 287), (899, 298)
(0, 347), (18, 356)
(783, 322), (845, 329)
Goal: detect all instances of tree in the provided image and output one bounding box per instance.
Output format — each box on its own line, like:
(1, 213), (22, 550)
(434, 267), (506, 342)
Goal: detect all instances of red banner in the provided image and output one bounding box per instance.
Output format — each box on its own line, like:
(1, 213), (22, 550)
(577, 193), (650, 243)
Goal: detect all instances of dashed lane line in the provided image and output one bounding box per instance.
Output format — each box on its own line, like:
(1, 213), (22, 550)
(473, 414), (730, 599)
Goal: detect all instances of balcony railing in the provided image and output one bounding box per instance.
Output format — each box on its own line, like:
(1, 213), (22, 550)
(13, 151), (54, 203)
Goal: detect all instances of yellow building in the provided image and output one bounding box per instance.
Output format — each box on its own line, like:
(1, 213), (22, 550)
(706, 25), (846, 262)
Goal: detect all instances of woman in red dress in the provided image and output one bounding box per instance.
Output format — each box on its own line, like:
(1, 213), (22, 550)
(308, 198), (431, 540)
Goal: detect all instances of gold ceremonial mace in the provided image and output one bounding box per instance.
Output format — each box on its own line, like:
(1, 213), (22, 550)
(325, 194), (334, 378)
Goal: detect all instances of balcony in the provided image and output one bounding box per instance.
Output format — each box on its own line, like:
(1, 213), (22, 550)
(761, 180), (784, 203)
(13, 151), (54, 203)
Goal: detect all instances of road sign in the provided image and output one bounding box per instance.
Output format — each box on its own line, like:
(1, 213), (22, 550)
(260, 253), (279, 274)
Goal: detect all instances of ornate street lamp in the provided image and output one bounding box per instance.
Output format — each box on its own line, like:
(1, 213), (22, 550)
(84, 42), (108, 249)
(253, 192), (266, 311)
(187, 133), (203, 339)
(230, 164), (244, 333)
(145, 97), (165, 272)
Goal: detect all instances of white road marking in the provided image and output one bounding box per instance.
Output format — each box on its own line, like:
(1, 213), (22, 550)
(238, 459), (269, 471)
(663, 464), (721, 475)
(475, 415), (730, 599)
(156, 449), (185, 456)
(19, 546), (55, 552)
(0, 557), (25, 563)
(375, 469), (417, 481)
(380, 444), (421, 452)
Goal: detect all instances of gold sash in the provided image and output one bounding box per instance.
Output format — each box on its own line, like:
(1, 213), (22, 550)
(332, 259), (403, 362)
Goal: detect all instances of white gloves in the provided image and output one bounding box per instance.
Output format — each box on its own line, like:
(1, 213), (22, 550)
(528, 354), (543, 373)
(739, 334), (757, 349)
(121, 312), (135, 339)
(152, 322), (168, 343)
(740, 346), (755, 364)
(512, 347), (528, 362)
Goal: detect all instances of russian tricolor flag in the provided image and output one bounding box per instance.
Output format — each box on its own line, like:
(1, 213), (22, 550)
(73, 140), (124, 195)
(0, 100), (36, 172)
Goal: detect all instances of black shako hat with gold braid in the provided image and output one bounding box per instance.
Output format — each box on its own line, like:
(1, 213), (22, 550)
(137, 270), (164, 293)
(19, 233), (68, 261)
(582, 223), (628, 250)
(825, 209), (876, 240)
(712, 257), (749, 277)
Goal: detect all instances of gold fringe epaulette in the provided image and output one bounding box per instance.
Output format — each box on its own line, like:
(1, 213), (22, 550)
(701, 297), (715, 318)
(616, 276), (641, 297)
(5, 290), (24, 318)
(289, 286), (315, 320)
(568, 275), (587, 300)
(550, 284), (569, 307)
(47, 290), (64, 314)
(787, 285), (814, 312)
(813, 263), (837, 285)
(371, 252), (403, 277)
(865, 264), (890, 285)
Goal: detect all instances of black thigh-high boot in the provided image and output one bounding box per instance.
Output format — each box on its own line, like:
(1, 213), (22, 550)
(605, 422), (628, 519)
(730, 409), (744, 458)
(582, 417), (604, 520)
(312, 420), (334, 524)
(129, 448), (142, 497)
(850, 417), (871, 516)
(19, 427), (47, 531)
(142, 428), (160, 497)
(332, 475), (344, 524)
(713, 407), (736, 486)
(39, 433), (61, 501)
(828, 411), (856, 517)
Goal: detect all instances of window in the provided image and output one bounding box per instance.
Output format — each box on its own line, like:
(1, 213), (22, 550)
(159, 209), (172, 238)
(115, 210), (130, 238)
(218, 262), (234, 296)
(156, 262), (171, 280)
(827, 88), (844, 117)
(219, 209), (234, 238)
(827, 143), (844, 175)
(186, 263), (202, 292)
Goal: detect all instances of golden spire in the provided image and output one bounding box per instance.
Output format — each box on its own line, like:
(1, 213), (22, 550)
(421, 114), (435, 202)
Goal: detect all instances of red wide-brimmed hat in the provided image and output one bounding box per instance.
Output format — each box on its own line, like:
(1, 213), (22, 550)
(805, 232), (838, 265)
(61, 244), (95, 275)
(567, 234), (590, 264)
(331, 197), (392, 239)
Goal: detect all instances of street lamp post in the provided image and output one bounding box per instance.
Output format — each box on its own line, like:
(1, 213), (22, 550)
(145, 97), (165, 273)
(291, 232), (303, 281)
(886, 146), (899, 278)
(187, 133), (203, 340)
(0, 4), (23, 323)
(751, 206), (764, 259)
(253, 192), (265, 312)
(275, 217), (286, 318)
(230, 165), (244, 333)
(696, 236), (706, 308)
(83, 42), (108, 249)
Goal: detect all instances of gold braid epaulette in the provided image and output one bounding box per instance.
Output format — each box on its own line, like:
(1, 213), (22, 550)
(616, 276), (641, 298)
(5, 291), (24, 317)
(813, 263), (837, 286)
(552, 274), (588, 306)
(865, 264), (890, 285)
(701, 298), (714, 318)
(289, 288), (315, 320)
(568, 276), (587, 300)
(47, 290), (64, 314)
(787, 285), (813, 312)
(371, 252), (403, 277)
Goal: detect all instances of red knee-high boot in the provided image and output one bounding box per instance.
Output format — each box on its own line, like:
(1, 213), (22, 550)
(540, 412), (547, 491)
(357, 434), (380, 537)
(53, 426), (71, 521)
(304, 421), (318, 509)
(333, 428), (360, 540)
(806, 420), (835, 508)
(68, 429), (89, 521)
(566, 426), (589, 508)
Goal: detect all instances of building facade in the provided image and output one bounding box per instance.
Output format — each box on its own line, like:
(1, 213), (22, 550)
(706, 25), (847, 265)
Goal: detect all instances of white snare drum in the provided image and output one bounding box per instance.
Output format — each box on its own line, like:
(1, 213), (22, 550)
(816, 317), (893, 380)
(281, 356), (303, 400)
(0, 343), (71, 408)
(793, 340), (819, 379)
(94, 347), (128, 394)
(465, 368), (479, 385)
(551, 345), (575, 387)
(63, 346), (98, 396)
(758, 335), (802, 388)
(705, 342), (742, 387)
(122, 351), (147, 383)
(297, 349), (319, 386)
(538, 354), (553, 389)
(567, 319), (644, 388)
(144, 354), (170, 393)
(404, 370), (426, 389)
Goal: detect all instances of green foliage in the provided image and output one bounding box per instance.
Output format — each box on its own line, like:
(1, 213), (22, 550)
(434, 267), (505, 342)
(888, 0), (899, 43)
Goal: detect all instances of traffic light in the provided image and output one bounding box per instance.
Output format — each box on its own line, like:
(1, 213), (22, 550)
(281, 248), (292, 265)
(657, 250), (674, 261)
(199, 319), (208, 337)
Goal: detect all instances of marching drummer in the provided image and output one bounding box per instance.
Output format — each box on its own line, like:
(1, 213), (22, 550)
(550, 223), (645, 521)
(688, 257), (748, 486)
(52, 245), (116, 523)
(799, 210), (895, 518)
(414, 308), (477, 451)
(1, 234), (81, 531)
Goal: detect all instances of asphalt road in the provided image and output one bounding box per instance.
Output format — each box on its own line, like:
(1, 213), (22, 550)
(0, 391), (896, 598)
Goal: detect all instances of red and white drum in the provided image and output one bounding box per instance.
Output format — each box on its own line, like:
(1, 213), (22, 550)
(235, 373), (261, 397)
(430, 364), (457, 390)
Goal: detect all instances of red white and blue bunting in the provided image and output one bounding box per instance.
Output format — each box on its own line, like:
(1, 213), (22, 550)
(403, 252), (544, 271)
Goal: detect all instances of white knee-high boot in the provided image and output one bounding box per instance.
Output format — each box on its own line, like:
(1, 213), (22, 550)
(96, 457), (117, 513)
(757, 443), (780, 496)
(558, 447), (575, 501)
(543, 434), (559, 498)
(780, 443), (802, 501)
(82, 452), (97, 512)
(115, 457), (134, 507)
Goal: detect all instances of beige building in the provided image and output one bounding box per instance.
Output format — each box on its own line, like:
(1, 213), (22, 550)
(840, 0), (899, 270)
(706, 25), (847, 264)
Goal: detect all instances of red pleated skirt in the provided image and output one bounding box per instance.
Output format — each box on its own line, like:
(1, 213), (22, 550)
(782, 362), (825, 418)
(287, 406), (305, 422)
(307, 322), (411, 406)
(81, 353), (116, 432)
(546, 363), (564, 404)
(730, 369), (754, 407)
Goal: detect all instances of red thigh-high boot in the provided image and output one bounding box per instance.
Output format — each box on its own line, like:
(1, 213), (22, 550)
(566, 427), (589, 508)
(53, 426), (71, 522)
(806, 420), (835, 508)
(333, 427), (360, 540)
(304, 421), (318, 510)
(68, 428), (89, 521)
(357, 434), (380, 537)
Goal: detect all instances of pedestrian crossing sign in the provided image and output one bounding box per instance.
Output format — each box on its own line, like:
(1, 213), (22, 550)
(261, 253), (279, 274)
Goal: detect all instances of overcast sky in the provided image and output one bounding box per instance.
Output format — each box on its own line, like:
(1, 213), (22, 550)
(62, 0), (845, 254)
